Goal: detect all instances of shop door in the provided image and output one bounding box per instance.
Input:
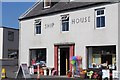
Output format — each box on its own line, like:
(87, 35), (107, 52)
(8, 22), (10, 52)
(54, 44), (74, 75)
(60, 48), (69, 75)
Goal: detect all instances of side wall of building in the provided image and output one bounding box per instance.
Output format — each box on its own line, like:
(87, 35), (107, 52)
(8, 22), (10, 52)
(3, 28), (19, 58)
(0, 28), (3, 59)
(20, 3), (118, 69)
(118, 2), (120, 71)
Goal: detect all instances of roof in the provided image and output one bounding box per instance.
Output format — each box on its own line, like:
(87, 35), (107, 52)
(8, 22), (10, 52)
(19, 1), (113, 20)
(0, 26), (19, 30)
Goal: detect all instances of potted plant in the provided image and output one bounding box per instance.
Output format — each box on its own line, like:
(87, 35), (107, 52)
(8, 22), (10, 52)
(67, 70), (72, 78)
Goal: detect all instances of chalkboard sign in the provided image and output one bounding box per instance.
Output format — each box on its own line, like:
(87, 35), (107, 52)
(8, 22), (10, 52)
(15, 63), (31, 79)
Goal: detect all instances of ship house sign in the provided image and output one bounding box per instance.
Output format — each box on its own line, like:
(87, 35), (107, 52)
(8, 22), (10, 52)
(45, 23), (54, 29)
(44, 16), (90, 29)
(71, 16), (90, 24)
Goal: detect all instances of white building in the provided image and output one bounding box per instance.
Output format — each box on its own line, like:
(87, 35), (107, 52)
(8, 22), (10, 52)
(19, 0), (120, 76)
(0, 26), (19, 65)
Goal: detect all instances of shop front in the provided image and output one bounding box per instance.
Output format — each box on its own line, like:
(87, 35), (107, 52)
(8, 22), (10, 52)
(87, 45), (116, 69)
(86, 45), (116, 79)
(29, 48), (47, 66)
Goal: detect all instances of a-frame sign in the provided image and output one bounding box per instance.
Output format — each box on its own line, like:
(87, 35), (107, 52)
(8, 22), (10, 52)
(15, 63), (31, 79)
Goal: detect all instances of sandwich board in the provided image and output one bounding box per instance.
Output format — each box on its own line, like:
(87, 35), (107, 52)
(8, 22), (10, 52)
(15, 63), (31, 79)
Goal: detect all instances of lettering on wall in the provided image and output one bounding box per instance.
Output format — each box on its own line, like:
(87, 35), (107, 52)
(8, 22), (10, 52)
(45, 23), (54, 29)
(71, 16), (90, 24)
(44, 16), (90, 29)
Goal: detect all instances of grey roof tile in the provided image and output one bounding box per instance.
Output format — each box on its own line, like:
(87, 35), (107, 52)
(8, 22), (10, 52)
(19, 1), (112, 20)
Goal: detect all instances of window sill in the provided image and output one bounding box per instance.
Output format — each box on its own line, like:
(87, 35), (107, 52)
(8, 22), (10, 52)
(35, 34), (42, 36)
(95, 27), (105, 30)
(44, 6), (50, 9)
(61, 31), (69, 33)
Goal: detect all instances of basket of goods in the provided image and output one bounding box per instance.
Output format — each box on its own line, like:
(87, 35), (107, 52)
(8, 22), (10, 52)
(80, 70), (87, 78)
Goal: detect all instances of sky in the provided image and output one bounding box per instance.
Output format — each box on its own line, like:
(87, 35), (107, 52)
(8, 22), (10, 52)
(1, 2), (36, 29)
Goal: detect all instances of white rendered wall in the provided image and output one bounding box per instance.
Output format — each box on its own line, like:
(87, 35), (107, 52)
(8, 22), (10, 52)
(20, 3), (118, 69)
(118, 2), (120, 71)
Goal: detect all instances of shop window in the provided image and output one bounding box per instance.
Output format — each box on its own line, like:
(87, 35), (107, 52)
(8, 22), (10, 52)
(35, 19), (41, 34)
(61, 14), (69, 31)
(87, 46), (116, 69)
(8, 31), (14, 41)
(8, 50), (18, 59)
(95, 8), (105, 28)
(30, 49), (46, 65)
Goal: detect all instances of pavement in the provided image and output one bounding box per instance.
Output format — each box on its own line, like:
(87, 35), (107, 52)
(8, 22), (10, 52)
(2, 66), (88, 80)
(1, 66), (120, 80)
(2, 66), (18, 78)
(2, 77), (96, 80)
(1, 78), (94, 80)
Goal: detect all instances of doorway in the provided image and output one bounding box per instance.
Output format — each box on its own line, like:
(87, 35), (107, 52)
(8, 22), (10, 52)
(60, 48), (69, 75)
(54, 44), (74, 75)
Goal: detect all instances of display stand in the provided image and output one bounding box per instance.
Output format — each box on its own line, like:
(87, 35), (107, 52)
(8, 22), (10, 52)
(15, 63), (31, 79)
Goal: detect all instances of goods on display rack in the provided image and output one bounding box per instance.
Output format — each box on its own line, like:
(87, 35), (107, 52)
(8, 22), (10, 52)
(29, 60), (47, 75)
(70, 56), (83, 76)
(70, 56), (102, 79)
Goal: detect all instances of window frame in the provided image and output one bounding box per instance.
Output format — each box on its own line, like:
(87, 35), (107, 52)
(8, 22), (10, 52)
(35, 19), (41, 35)
(44, 0), (51, 9)
(87, 46), (116, 69)
(8, 31), (14, 41)
(61, 14), (69, 32)
(30, 48), (47, 65)
(95, 8), (105, 29)
(8, 50), (18, 59)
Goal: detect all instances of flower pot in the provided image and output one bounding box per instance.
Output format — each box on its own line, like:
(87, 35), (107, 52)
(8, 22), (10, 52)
(80, 73), (85, 78)
(67, 72), (72, 78)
